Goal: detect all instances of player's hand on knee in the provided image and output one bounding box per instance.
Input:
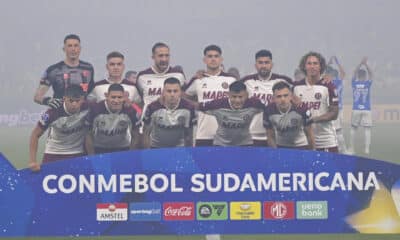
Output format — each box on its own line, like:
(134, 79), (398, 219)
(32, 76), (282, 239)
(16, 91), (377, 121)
(29, 161), (41, 172)
(43, 97), (63, 109)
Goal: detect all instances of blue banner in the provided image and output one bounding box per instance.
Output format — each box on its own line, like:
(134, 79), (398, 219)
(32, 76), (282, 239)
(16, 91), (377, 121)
(1, 147), (400, 236)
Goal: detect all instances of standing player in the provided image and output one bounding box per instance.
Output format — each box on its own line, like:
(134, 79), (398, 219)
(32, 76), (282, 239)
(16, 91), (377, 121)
(34, 34), (94, 109)
(348, 57), (374, 155)
(184, 44), (237, 146)
(125, 70), (138, 84)
(293, 52), (339, 152)
(85, 84), (141, 154)
(326, 56), (347, 153)
(198, 81), (264, 146)
(264, 81), (315, 149)
(136, 42), (186, 114)
(87, 51), (141, 105)
(241, 50), (293, 146)
(143, 78), (195, 148)
(29, 85), (89, 171)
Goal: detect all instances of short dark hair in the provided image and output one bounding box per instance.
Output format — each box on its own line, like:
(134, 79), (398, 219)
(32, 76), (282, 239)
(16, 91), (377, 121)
(255, 49), (272, 60)
(229, 81), (246, 93)
(125, 70), (137, 79)
(152, 42), (169, 54)
(357, 69), (367, 78)
(203, 44), (222, 55)
(64, 34), (80, 44)
(272, 81), (291, 93)
(108, 83), (125, 93)
(107, 51), (124, 61)
(299, 51), (326, 75)
(65, 84), (84, 98)
(164, 77), (181, 86)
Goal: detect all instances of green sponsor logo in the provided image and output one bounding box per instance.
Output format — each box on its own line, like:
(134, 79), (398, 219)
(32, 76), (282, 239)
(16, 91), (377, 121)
(296, 201), (328, 219)
(196, 202), (228, 220)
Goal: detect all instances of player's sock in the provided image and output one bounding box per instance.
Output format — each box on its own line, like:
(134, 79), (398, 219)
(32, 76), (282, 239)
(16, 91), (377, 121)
(336, 129), (347, 153)
(364, 127), (371, 154)
(205, 234), (221, 240)
(348, 127), (356, 154)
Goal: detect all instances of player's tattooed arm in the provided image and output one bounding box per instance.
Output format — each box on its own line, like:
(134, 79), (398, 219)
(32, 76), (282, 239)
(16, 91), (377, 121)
(29, 125), (45, 171)
(311, 105), (339, 123)
(130, 128), (141, 149)
(85, 133), (95, 155)
(266, 128), (277, 148)
(33, 84), (50, 105)
(304, 125), (316, 150)
(142, 124), (152, 149)
(184, 127), (194, 147)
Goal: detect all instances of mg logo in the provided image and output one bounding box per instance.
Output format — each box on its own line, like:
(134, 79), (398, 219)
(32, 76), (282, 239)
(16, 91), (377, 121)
(271, 202), (287, 219)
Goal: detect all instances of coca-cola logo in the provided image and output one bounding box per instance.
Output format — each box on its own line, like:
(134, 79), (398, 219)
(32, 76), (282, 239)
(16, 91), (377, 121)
(163, 202), (194, 221)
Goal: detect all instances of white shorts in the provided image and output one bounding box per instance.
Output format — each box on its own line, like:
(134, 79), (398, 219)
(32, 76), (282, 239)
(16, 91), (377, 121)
(333, 110), (344, 130)
(351, 110), (372, 127)
(195, 111), (218, 140)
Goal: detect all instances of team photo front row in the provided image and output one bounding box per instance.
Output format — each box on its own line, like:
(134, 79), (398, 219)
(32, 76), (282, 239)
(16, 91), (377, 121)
(29, 76), (336, 171)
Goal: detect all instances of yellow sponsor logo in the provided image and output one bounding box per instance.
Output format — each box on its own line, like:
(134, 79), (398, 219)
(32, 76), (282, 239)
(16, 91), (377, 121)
(230, 201), (261, 220)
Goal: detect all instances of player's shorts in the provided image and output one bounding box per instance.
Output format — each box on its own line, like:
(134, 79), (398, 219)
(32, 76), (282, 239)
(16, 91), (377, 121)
(195, 139), (214, 147)
(249, 112), (267, 141)
(94, 147), (130, 154)
(253, 139), (267, 147)
(42, 153), (85, 163)
(333, 110), (344, 130)
(277, 145), (309, 150)
(316, 146), (338, 153)
(351, 110), (372, 127)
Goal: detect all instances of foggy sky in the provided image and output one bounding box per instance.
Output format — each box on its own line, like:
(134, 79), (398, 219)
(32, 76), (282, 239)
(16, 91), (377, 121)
(1, 0), (400, 112)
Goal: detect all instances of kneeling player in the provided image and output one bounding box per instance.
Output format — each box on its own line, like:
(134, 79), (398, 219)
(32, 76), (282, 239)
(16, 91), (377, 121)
(264, 81), (315, 149)
(143, 77), (195, 148)
(29, 85), (89, 171)
(85, 84), (140, 154)
(198, 81), (264, 146)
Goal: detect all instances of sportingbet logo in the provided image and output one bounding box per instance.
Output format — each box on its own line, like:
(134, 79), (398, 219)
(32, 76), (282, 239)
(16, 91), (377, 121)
(129, 202), (161, 221)
(230, 201), (261, 220)
(163, 202), (194, 221)
(197, 202), (228, 220)
(264, 201), (295, 220)
(96, 203), (128, 221)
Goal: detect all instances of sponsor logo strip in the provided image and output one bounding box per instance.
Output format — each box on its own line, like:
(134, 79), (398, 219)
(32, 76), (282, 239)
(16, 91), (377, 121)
(96, 203), (128, 221)
(197, 202), (228, 220)
(230, 201), (261, 220)
(296, 201), (328, 219)
(129, 202), (161, 221)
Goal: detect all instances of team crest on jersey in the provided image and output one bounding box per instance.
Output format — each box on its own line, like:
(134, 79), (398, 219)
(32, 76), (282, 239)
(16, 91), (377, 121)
(290, 119), (298, 126)
(119, 120), (128, 128)
(202, 83), (207, 88)
(99, 121), (106, 127)
(147, 80), (152, 85)
(63, 73), (69, 80)
(315, 92), (322, 100)
(221, 82), (229, 89)
(82, 70), (90, 77)
(243, 114), (250, 121)
(40, 112), (50, 125)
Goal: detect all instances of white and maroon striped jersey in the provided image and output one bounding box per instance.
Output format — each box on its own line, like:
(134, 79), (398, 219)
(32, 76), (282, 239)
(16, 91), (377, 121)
(184, 71), (236, 140)
(137, 66), (185, 107)
(87, 79), (141, 104)
(241, 73), (293, 140)
(293, 79), (338, 148)
(38, 102), (90, 154)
